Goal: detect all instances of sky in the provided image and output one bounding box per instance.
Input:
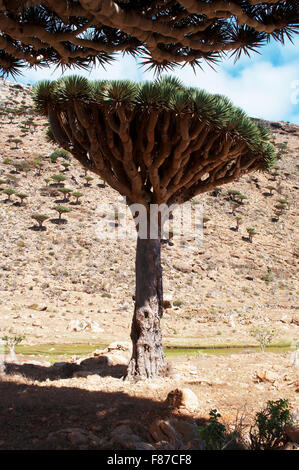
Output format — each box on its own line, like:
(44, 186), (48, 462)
(6, 36), (299, 124)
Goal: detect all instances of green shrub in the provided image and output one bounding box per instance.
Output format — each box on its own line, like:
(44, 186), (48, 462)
(198, 410), (226, 450)
(266, 185), (275, 195)
(249, 399), (291, 450)
(250, 326), (275, 352)
(173, 299), (183, 307)
(50, 149), (69, 162)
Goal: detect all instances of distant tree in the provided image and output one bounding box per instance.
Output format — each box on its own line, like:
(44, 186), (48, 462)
(11, 138), (22, 149)
(235, 215), (243, 232)
(266, 185), (275, 195)
(250, 326), (275, 352)
(31, 213), (49, 229)
(58, 187), (73, 202)
(52, 205), (71, 222)
(33, 156), (44, 176)
(72, 191), (83, 204)
(50, 174), (67, 185)
(84, 175), (94, 186)
(2, 188), (15, 201)
(247, 227), (258, 243)
(15, 192), (28, 205)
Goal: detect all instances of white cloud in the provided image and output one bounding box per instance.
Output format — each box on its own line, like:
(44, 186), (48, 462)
(141, 59), (299, 123)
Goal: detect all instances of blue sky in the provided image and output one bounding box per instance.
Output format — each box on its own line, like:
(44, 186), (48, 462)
(7, 36), (299, 124)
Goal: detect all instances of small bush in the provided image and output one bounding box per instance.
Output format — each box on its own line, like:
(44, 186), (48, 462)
(173, 299), (183, 307)
(250, 326), (275, 352)
(249, 399), (291, 450)
(198, 410), (226, 450)
(49, 149), (69, 163)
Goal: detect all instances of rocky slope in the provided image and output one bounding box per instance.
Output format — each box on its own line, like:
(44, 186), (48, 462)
(0, 77), (298, 349)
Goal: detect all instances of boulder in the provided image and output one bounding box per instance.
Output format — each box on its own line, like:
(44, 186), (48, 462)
(77, 355), (113, 369)
(149, 419), (182, 447)
(255, 370), (280, 383)
(169, 418), (198, 443)
(163, 295), (173, 309)
(283, 442), (299, 450)
(165, 388), (199, 411)
(285, 424), (299, 444)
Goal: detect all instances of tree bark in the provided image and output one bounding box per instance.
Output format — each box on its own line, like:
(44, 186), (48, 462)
(126, 237), (166, 379)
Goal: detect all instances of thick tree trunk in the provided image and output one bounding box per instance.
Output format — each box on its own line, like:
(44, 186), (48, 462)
(126, 237), (166, 379)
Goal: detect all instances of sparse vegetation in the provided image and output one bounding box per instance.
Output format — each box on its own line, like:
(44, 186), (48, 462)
(249, 399), (291, 450)
(250, 326), (275, 352)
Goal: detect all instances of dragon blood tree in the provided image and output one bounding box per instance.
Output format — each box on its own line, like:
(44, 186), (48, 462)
(0, 1), (298, 77)
(34, 75), (276, 379)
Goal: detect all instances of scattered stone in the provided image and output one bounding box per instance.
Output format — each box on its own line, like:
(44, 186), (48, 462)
(173, 262), (193, 273)
(68, 319), (88, 332)
(106, 353), (128, 366)
(107, 341), (132, 353)
(255, 370), (280, 383)
(89, 321), (104, 333)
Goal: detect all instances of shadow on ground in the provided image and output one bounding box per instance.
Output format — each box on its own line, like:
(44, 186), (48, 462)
(4, 360), (127, 381)
(0, 373), (210, 450)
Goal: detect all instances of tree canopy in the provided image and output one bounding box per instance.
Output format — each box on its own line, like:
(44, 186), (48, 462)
(33, 75), (276, 206)
(0, 1), (298, 77)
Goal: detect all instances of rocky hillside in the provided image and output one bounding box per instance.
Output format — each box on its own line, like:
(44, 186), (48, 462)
(0, 77), (298, 348)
